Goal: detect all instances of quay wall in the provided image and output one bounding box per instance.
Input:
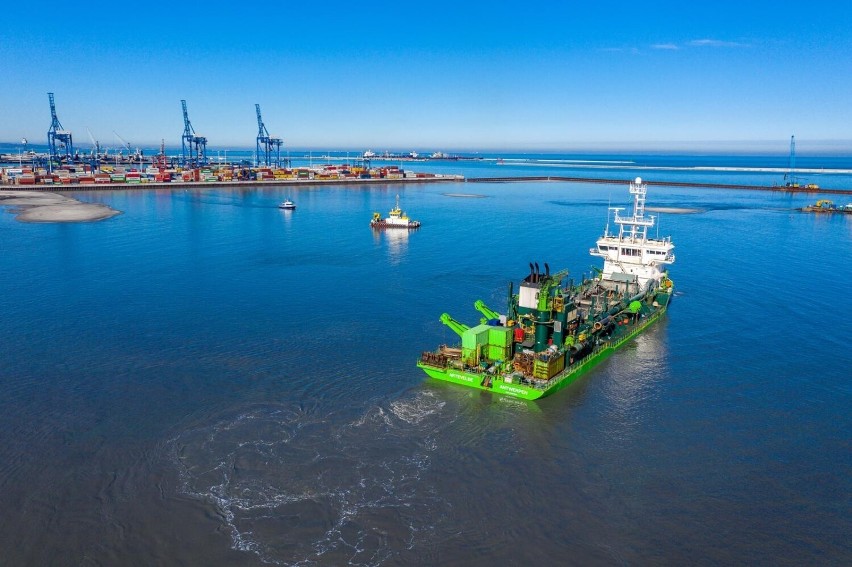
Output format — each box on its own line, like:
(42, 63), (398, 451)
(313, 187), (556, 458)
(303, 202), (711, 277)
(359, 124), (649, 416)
(2, 175), (463, 192)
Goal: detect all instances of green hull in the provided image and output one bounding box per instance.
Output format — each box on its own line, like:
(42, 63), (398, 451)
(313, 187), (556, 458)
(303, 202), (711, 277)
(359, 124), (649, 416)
(418, 303), (668, 400)
(420, 179), (676, 400)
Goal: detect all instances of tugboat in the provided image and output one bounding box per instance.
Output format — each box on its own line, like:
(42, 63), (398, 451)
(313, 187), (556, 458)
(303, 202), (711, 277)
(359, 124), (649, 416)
(370, 194), (421, 229)
(417, 177), (675, 400)
(279, 199), (296, 210)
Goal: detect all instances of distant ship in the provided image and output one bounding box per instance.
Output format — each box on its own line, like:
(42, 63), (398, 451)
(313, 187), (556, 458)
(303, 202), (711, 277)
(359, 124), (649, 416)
(278, 199), (296, 210)
(417, 178), (675, 399)
(370, 194), (421, 229)
(801, 199), (852, 214)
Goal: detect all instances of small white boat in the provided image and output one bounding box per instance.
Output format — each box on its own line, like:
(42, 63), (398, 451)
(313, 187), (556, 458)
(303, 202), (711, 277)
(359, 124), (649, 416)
(279, 199), (296, 210)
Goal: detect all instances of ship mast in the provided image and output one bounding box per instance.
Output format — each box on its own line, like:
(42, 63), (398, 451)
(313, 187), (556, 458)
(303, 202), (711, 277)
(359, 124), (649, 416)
(614, 177), (655, 242)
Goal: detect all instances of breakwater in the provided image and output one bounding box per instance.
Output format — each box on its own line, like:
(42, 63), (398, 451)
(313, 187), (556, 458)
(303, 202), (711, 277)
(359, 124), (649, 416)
(466, 175), (852, 195)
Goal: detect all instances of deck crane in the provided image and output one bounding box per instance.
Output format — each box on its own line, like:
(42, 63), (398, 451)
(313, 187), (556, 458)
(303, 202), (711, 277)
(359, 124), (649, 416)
(47, 92), (74, 169)
(180, 100), (207, 167)
(255, 104), (283, 168)
(474, 300), (504, 324)
(439, 313), (470, 337)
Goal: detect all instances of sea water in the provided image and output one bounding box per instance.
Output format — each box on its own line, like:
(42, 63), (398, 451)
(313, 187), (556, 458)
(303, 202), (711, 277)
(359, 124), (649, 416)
(0, 155), (850, 565)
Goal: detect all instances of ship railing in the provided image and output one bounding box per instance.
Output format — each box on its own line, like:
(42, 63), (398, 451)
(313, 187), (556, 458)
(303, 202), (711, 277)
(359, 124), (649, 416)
(544, 339), (615, 387)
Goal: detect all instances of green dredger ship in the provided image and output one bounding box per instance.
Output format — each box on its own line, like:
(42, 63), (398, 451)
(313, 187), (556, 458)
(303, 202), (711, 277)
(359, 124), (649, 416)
(417, 178), (676, 400)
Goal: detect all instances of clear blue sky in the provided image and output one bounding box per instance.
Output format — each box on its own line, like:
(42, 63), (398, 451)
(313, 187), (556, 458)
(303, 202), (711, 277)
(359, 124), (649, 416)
(2, 1), (851, 152)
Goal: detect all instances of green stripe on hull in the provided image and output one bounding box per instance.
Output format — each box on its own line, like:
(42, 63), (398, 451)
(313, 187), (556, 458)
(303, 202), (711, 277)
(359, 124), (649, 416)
(418, 304), (668, 401)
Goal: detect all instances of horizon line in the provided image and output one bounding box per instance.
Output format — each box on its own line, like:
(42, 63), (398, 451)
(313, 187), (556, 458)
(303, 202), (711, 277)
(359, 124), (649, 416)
(3, 139), (852, 155)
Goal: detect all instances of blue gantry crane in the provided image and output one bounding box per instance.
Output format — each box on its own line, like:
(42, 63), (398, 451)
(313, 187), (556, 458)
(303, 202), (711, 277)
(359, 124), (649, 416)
(180, 100), (207, 167)
(255, 104), (283, 168)
(47, 92), (74, 169)
(783, 135), (798, 187)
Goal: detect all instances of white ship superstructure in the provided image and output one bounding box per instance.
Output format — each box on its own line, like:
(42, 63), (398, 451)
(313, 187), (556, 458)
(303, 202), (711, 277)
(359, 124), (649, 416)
(590, 177), (675, 292)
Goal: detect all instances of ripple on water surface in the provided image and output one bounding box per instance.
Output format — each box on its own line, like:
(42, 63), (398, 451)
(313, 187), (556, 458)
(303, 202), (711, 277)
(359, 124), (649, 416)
(168, 391), (454, 565)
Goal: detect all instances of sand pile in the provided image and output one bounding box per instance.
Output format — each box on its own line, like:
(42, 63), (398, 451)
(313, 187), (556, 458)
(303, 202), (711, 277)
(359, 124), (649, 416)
(0, 191), (121, 223)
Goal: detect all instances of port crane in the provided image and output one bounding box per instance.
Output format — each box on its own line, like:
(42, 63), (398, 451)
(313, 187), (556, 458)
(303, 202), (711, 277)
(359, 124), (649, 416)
(113, 130), (142, 161)
(47, 92), (74, 169)
(780, 135), (819, 190)
(255, 104), (283, 168)
(180, 100), (207, 167)
(86, 127), (102, 168)
(153, 139), (169, 168)
(113, 130), (131, 153)
(783, 135), (798, 187)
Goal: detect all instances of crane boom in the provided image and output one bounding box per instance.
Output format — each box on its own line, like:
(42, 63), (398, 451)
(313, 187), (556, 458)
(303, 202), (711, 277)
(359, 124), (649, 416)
(182, 99), (194, 136)
(256, 104), (269, 137)
(113, 130), (131, 151)
(439, 313), (470, 337)
(474, 300), (503, 321)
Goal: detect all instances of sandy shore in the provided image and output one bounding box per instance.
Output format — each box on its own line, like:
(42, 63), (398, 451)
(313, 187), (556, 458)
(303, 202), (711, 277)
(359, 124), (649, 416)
(0, 191), (121, 223)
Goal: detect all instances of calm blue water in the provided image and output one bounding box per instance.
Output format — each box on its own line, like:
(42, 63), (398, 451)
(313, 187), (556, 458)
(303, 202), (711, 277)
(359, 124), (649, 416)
(0, 155), (850, 565)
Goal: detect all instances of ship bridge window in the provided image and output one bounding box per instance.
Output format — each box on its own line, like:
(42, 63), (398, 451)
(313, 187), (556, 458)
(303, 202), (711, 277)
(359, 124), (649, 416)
(620, 248), (640, 256)
(599, 245), (613, 251)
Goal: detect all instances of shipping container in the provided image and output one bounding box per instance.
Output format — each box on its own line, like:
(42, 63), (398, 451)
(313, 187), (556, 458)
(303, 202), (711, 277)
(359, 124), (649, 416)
(532, 353), (565, 380)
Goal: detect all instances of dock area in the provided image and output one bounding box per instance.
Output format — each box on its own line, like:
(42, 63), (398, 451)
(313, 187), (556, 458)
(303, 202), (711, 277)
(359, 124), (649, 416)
(7, 175), (462, 191)
(0, 162), (462, 191)
(466, 175), (852, 195)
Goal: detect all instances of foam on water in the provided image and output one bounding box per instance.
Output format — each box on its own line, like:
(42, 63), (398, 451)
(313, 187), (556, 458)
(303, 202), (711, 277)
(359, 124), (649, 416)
(168, 391), (453, 565)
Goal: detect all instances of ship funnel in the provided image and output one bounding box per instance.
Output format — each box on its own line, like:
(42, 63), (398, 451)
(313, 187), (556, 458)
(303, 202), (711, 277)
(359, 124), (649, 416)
(545, 262), (550, 277)
(534, 262), (540, 282)
(529, 262), (534, 280)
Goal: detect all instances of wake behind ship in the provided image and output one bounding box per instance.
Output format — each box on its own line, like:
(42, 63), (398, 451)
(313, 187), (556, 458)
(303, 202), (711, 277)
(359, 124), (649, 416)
(417, 177), (675, 399)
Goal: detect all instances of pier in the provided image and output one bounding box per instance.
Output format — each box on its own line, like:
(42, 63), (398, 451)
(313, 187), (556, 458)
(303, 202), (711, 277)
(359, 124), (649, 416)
(465, 176), (852, 195)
